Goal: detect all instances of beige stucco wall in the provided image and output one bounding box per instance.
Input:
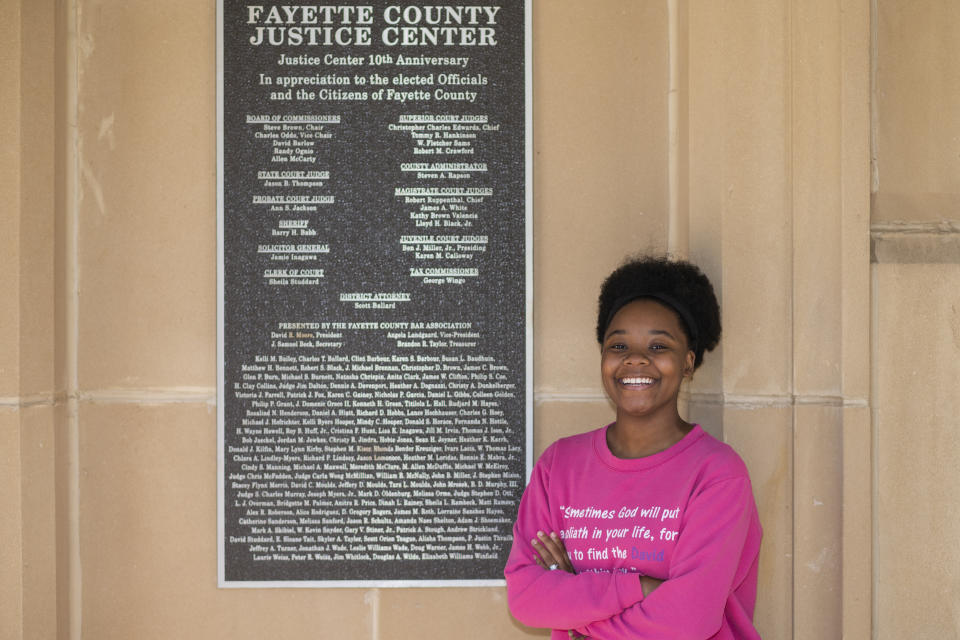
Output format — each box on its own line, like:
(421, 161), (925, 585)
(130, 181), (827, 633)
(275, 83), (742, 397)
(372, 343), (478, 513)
(873, 2), (960, 638)
(2, 1), (958, 639)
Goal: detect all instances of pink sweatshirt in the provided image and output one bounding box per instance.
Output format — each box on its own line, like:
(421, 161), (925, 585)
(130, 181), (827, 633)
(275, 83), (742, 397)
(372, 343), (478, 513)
(504, 425), (762, 640)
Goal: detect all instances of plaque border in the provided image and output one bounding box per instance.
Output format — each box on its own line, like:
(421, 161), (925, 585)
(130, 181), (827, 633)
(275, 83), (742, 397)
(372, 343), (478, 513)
(216, 0), (533, 589)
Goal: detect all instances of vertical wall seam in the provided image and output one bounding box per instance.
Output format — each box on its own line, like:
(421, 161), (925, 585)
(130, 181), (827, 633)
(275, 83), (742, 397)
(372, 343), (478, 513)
(869, 268), (879, 640)
(369, 587), (380, 640)
(838, 0), (849, 633)
(835, 0), (847, 636)
(64, 0), (82, 637)
(869, 0), (880, 196)
(14, 3), (25, 633)
(786, 0), (797, 635)
(839, 1), (874, 637)
(868, 4), (879, 638)
(666, 0), (683, 256)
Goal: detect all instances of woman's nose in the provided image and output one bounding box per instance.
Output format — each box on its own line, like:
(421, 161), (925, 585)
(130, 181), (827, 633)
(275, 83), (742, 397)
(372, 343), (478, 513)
(624, 348), (650, 365)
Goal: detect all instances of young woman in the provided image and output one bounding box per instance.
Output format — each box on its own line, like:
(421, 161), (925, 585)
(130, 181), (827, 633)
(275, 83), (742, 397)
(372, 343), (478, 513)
(504, 256), (762, 639)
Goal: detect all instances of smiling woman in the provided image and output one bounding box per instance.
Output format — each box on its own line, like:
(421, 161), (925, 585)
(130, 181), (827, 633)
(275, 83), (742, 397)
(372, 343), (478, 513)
(504, 256), (762, 640)
(594, 257), (721, 459)
(600, 299), (695, 454)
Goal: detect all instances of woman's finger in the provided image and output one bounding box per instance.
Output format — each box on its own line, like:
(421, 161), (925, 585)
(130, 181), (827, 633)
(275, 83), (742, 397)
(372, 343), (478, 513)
(536, 531), (575, 572)
(547, 531), (574, 568)
(531, 545), (549, 568)
(532, 533), (564, 567)
(530, 537), (556, 568)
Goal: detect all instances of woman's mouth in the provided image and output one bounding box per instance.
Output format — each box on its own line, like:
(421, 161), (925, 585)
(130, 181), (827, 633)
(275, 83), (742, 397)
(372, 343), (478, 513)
(620, 376), (655, 387)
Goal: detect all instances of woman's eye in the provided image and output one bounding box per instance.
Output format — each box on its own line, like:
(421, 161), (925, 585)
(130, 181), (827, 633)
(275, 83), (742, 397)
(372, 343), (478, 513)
(607, 343), (626, 351)
(649, 344), (667, 351)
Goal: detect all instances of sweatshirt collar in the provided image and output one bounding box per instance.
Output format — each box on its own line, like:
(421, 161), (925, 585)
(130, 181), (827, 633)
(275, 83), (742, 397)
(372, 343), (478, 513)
(594, 423), (705, 471)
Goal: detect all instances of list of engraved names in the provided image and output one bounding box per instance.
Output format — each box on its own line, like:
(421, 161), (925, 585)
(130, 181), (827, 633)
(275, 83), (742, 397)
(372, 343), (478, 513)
(220, 2), (528, 583)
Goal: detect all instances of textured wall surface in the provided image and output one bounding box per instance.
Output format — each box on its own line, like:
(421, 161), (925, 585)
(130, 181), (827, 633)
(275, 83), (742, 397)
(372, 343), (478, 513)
(3, 1), (959, 639)
(873, 3), (960, 638)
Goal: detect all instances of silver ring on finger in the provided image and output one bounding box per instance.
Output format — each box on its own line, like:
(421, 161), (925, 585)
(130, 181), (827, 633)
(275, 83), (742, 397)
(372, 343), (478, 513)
(548, 563), (559, 571)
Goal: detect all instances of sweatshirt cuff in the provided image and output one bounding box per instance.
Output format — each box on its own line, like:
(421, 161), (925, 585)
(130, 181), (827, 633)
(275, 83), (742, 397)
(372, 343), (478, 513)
(615, 571), (646, 608)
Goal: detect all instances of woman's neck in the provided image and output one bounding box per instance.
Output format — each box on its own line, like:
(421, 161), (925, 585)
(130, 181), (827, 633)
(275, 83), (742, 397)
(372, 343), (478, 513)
(606, 411), (693, 459)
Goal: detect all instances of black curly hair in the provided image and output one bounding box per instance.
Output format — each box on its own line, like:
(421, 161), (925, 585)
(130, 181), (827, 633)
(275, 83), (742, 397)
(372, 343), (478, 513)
(596, 256), (721, 369)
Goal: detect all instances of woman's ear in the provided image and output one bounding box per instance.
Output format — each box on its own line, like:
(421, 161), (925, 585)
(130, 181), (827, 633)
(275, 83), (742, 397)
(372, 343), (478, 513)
(683, 351), (695, 377)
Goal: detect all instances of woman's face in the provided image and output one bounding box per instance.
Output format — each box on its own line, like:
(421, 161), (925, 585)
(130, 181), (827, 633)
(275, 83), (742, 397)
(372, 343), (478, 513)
(600, 298), (695, 422)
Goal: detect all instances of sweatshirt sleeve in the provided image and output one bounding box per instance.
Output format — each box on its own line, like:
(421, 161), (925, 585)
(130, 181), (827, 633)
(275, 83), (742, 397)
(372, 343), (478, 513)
(574, 475), (759, 640)
(504, 446), (647, 630)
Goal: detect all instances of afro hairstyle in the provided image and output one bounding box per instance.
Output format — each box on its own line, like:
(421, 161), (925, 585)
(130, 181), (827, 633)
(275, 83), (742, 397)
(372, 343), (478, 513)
(596, 256), (721, 369)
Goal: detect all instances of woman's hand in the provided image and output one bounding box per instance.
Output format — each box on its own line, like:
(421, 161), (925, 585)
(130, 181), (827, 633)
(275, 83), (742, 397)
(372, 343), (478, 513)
(529, 531), (664, 639)
(531, 532), (586, 638)
(530, 531), (575, 573)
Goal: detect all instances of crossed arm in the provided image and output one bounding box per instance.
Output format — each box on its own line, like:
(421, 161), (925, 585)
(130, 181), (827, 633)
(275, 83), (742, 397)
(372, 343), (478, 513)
(505, 460), (757, 639)
(530, 530), (664, 597)
(529, 530), (664, 640)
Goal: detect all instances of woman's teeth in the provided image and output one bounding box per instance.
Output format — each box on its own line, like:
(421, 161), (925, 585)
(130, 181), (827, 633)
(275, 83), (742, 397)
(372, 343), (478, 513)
(621, 377), (654, 385)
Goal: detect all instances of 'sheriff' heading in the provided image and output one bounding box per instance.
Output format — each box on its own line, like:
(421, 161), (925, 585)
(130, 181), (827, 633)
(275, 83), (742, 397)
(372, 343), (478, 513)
(246, 5), (502, 47)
